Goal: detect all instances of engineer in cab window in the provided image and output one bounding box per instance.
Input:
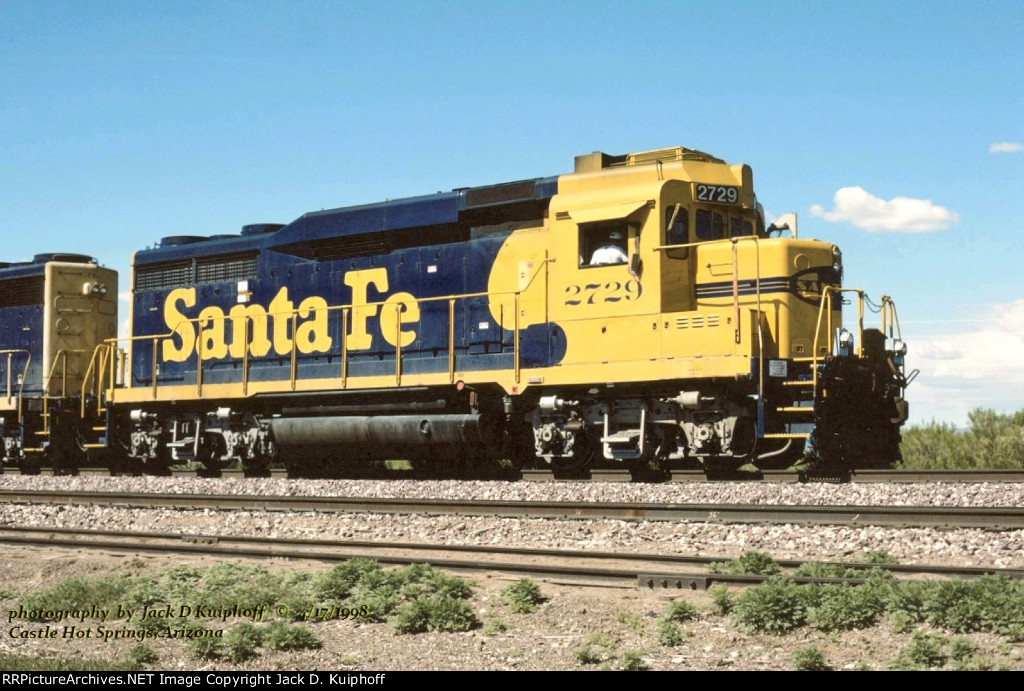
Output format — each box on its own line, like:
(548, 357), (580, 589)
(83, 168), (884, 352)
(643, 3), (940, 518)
(589, 230), (628, 265)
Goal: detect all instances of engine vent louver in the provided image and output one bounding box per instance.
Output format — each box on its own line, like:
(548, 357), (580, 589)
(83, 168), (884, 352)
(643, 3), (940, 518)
(0, 275), (44, 307)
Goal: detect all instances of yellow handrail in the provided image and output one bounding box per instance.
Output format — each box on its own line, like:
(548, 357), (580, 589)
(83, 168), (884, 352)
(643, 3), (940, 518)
(104, 258), (556, 400)
(1, 349), (31, 423)
(810, 288), (903, 398)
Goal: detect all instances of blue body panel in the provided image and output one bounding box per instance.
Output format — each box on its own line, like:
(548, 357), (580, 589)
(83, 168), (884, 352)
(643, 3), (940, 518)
(0, 262), (47, 396)
(131, 177), (562, 390)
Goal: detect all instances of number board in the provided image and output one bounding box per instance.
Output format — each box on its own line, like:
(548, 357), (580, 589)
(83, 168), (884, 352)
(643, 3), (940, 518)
(694, 184), (740, 204)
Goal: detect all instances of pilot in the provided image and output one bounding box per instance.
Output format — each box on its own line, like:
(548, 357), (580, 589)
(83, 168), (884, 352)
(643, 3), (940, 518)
(589, 230), (628, 265)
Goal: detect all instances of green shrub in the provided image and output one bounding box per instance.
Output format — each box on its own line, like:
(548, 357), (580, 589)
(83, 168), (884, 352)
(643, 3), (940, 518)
(397, 563), (474, 601)
(663, 599), (698, 623)
(573, 644), (601, 665)
(574, 632), (616, 664)
(890, 632), (948, 670)
(793, 646), (831, 671)
(390, 594), (479, 634)
(859, 550), (898, 565)
(807, 584), (885, 632)
(18, 576), (136, 620)
(501, 578), (545, 614)
(316, 558), (387, 601)
(900, 409), (1024, 470)
(223, 623), (263, 663)
(483, 618), (507, 636)
(657, 619), (682, 647)
(794, 562), (851, 579)
(709, 550), (782, 575)
(948, 637), (992, 671)
(616, 609), (644, 633)
(262, 621), (321, 652)
(708, 585), (735, 615)
(186, 626), (224, 660)
(618, 650), (649, 671)
(123, 644), (158, 667)
(732, 576), (806, 633)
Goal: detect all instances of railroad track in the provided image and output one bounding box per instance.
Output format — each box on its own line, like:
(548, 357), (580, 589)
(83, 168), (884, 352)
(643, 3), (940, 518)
(7, 467), (1024, 483)
(3, 526), (1021, 590)
(1, 489), (1022, 530)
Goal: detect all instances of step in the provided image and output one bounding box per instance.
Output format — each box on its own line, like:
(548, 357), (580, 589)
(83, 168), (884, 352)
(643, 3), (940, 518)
(776, 407), (814, 414)
(601, 430), (641, 445)
(82, 443), (108, 449)
(781, 380), (814, 387)
(762, 432), (810, 440)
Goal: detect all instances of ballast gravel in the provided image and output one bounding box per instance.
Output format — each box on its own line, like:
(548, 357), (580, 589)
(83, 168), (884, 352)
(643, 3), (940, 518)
(1, 475), (1022, 671)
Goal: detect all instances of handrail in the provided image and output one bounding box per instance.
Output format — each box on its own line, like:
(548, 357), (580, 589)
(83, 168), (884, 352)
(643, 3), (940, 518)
(655, 235), (764, 417)
(42, 349), (94, 399)
(104, 258), (556, 401)
(810, 288), (903, 398)
(0, 350), (31, 424)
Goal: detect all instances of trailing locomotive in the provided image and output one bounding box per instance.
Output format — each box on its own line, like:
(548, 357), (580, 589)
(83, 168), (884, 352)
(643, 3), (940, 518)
(0, 254), (117, 472)
(0, 145), (913, 476)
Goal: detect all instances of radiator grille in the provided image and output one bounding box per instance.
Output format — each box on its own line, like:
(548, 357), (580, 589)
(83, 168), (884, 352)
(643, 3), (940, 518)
(0, 276), (44, 307)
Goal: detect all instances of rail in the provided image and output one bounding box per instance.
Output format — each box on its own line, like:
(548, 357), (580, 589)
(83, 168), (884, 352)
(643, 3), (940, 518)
(90, 258), (553, 404)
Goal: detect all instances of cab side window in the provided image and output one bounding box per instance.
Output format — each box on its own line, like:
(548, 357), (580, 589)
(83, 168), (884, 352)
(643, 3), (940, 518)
(665, 205), (688, 246)
(579, 221), (630, 267)
(695, 209), (725, 240)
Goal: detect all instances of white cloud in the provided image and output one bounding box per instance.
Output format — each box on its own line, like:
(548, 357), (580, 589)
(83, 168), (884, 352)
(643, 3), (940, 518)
(809, 187), (959, 232)
(905, 300), (1024, 425)
(989, 142), (1024, 154)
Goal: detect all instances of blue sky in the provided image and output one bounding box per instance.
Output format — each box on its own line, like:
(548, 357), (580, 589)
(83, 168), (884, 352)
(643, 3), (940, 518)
(2, 1), (1022, 426)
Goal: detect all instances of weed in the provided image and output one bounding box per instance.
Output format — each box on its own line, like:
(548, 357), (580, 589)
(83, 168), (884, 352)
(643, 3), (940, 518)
(657, 619), (682, 647)
(618, 649), (649, 671)
(581, 632), (616, 648)
(733, 576), (807, 634)
(573, 645), (601, 665)
(262, 621), (321, 652)
(483, 618), (507, 636)
(122, 644), (158, 668)
(793, 646), (831, 671)
(708, 585), (735, 615)
(948, 636), (992, 671)
(501, 578), (545, 614)
(223, 623), (263, 663)
(888, 611), (915, 634)
(186, 626), (225, 661)
(709, 550), (782, 576)
(18, 576), (136, 620)
(616, 609), (644, 633)
(663, 599), (697, 623)
(575, 632), (617, 664)
(392, 594), (479, 634)
(317, 558), (386, 601)
(807, 584), (885, 632)
(859, 550), (898, 565)
(890, 632), (948, 670)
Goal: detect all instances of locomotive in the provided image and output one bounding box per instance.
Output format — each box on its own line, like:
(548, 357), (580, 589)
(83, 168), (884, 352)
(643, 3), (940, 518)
(0, 145), (912, 476)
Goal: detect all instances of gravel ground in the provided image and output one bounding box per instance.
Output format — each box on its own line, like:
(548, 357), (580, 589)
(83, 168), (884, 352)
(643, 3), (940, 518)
(1, 476), (1023, 671)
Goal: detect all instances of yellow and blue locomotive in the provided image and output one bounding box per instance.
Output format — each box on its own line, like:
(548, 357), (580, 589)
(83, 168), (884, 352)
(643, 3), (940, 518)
(4, 145), (912, 475)
(0, 254), (117, 471)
